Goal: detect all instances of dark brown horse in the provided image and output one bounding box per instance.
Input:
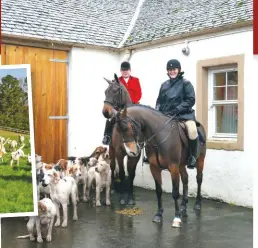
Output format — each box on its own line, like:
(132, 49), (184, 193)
(104, 74), (207, 227)
(102, 75), (143, 205)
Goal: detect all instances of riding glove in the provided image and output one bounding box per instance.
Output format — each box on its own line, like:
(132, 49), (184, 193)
(170, 108), (180, 116)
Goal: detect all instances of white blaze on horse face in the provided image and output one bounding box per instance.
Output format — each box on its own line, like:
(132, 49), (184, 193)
(110, 108), (118, 119)
(123, 142), (140, 157)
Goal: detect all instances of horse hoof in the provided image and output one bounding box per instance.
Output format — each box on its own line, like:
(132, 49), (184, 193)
(171, 217), (181, 228)
(194, 203), (201, 211)
(152, 215), (162, 223)
(120, 199), (126, 205)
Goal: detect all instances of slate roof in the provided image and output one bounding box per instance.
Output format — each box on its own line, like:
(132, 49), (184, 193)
(1, 0), (253, 48)
(124, 0), (253, 47)
(2, 0), (139, 48)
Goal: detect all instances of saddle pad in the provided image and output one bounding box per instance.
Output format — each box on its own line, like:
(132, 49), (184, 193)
(178, 122), (189, 148)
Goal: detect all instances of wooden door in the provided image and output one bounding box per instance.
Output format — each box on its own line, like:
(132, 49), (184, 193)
(1, 44), (68, 163)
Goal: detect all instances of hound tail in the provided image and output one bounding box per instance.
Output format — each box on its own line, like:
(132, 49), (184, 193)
(3, 138), (10, 145)
(19, 144), (25, 150)
(16, 234), (30, 239)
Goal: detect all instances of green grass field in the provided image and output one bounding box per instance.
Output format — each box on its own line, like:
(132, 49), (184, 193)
(0, 129), (34, 214)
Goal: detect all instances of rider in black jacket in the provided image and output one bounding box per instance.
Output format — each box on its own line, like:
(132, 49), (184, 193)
(144, 59), (198, 169)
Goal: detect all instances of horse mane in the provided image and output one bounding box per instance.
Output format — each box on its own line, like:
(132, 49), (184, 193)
(130, 103), (165, 116)
(116, 78), (161, 115)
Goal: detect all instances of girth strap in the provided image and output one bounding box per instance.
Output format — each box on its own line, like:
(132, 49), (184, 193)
(155, 145), (165, 170)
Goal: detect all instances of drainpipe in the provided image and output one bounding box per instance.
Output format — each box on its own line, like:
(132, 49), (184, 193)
(122, 49), (133, 62)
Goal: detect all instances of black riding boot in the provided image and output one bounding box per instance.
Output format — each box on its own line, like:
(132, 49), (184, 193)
(187, 137), (198, 169)
(102, 119), (113, 145)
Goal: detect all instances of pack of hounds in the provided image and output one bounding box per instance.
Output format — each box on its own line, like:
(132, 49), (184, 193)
(16, 145), (117, 243)
(0, 134), (31, 167)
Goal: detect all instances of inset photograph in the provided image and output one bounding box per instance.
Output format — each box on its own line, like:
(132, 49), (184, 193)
(0, 64), (37, 218)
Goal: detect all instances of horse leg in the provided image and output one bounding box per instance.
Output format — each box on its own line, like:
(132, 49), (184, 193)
(179, 165), (189, 217)
(117, 155), (126, 205)
(127, 155), (140, 205)
(110, 158), (116, 194)
(168, 164), (181, 228)
(150, 165), (163, 223)
(194, 156), (205, 211)
(109, 145), (116, 194)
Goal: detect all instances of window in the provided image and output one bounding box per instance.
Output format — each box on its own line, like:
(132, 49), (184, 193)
(196, 55), (244, 151)
(208, 67), (238, 140)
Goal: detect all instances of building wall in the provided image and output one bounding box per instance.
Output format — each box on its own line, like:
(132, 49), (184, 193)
(68, 47), (120, 156)
(68, 29), (256, 207)
(127, 29), (255, 208)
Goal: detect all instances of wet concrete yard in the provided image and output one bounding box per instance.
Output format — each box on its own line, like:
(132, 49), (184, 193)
(1, 187), (253, 248)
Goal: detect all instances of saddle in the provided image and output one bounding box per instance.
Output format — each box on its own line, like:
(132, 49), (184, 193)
(178, 121), (206, 149)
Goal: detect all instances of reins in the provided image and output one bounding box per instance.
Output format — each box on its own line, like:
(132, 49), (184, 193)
(137, 114), (177, 149)
(104, 77), (177, 170)
(120, 114), (177, 170)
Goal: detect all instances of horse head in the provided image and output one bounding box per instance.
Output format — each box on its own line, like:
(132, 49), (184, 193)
(115, 107), (143, 157)
(102, 73), (132, 119)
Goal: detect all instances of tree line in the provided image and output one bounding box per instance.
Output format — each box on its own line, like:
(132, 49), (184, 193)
(0, 75), (29, 130)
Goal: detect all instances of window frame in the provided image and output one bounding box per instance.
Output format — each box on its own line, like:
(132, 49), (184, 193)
(208, 67), (238, 140)
(196, 54), (244, 151)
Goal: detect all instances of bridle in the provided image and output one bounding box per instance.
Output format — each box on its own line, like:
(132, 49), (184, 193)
(116, 113), (177, 152)
(103, 81), (124, 112)
(116, 115), (144, 151)
(103, 78), (177, 168)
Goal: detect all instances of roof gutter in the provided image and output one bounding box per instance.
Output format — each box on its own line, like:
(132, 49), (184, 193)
(117, 20), (253, 51)
(1, 20), (253, 52)
(1, 33), (119, 52)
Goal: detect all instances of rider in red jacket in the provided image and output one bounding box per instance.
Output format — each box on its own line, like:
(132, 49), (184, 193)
(119, 75), (142, 104)
(102, 61), (142, 145)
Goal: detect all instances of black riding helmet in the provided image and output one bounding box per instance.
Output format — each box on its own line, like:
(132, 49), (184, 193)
(121, 61), (131, 70)
(166, 59), (181, 70)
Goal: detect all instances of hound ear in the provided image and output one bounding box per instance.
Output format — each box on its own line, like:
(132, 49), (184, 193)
(38, 201), (47, 212)
(114, 73), (120, 84)
(103, 77), (112, 84)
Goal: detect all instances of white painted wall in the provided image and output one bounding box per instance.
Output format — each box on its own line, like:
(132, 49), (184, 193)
(68, 47), (120, 156)
(126, 29), (256, 208)
(68, 29), (256, 208)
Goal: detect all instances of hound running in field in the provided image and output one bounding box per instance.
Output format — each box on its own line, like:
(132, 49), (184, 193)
(10, 144), (25, 167)
(18, 134), (25, 144)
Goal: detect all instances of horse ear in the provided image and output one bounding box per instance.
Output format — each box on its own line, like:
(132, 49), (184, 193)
(114, 73), (120, 84)
(103, 77), (112, 84)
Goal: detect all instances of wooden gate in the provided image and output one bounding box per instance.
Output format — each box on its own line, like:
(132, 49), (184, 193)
(1, 44), (68, 163)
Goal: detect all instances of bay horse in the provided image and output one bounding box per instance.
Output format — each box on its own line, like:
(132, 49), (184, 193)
(105, 74), (207, 228)
(102, 75), (143, 205)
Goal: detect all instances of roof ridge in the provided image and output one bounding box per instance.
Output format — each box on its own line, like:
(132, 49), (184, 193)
(117, 0), (146, 48)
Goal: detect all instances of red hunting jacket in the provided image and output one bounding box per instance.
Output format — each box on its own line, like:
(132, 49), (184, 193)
(119, 76), (142, 104)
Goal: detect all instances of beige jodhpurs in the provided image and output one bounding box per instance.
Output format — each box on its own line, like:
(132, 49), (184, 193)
(184, 120), (198, 140)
